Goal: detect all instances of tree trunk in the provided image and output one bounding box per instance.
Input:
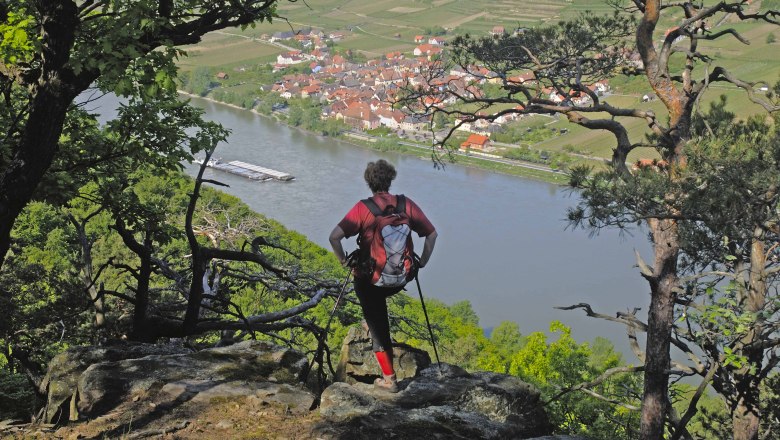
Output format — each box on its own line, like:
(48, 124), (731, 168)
(640, 218), (679, 440)
(130, 235), (154, 342)
(0, 1), (80, 269)
(733, 399), (760, 440)
(728, 232), (768, 440)
(71, 215), (106, 330)
(0, 88), (73, 267)
(183, 251), (207, 333)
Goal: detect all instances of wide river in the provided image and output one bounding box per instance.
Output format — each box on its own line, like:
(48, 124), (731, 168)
(93, 94), (650, 357)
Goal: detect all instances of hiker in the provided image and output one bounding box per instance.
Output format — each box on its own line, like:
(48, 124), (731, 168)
(329, 159), (437, 392)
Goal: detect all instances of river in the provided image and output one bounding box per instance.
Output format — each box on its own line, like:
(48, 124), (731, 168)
(90, 94), (651, 358)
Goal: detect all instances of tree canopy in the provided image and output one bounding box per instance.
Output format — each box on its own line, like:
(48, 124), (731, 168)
(0, 0), (283, 268)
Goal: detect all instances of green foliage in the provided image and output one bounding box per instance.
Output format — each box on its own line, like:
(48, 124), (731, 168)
(490, 321), (525, 363)
(0, 7), (35, 64)
(0, 371), (35, 420)
(767, 32), (777, 44)
(187, 67), (215, 96)
(423, 26), (447, 36)
(2, 236), (89, 376)
(500, 145), (568, 170)
(761, 0), (780, 12)
(492, 121), (555, 145)
(502, 145), (541, 161)
(390, 303), (639, 437)
(450, 300), (479, 326)
(682, 373), (780, 438)
(374, 138), (403, 152)
(388, 295), (496, 370)
(507, 321), (640, 439)
(255, 92), (287, 115)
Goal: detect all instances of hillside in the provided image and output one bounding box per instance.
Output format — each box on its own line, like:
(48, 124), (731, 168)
(175, 0), (780, 172)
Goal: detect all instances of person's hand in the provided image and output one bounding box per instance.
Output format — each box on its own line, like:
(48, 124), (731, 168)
(413, 254), (424, 270)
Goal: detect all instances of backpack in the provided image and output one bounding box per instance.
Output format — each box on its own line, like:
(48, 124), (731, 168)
(356, 195), (415, 287)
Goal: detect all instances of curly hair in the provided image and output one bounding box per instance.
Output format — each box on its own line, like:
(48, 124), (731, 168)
(364, 159), (397, 193)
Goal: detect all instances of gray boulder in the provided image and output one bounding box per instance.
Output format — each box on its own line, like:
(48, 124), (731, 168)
(335, 326), (430, 384)
(317, 363), (553, 439)
(39, 341), (190, 423)
(40, 340), (314, 424)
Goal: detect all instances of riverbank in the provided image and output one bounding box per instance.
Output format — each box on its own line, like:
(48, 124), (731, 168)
(178, 91), (569, 185)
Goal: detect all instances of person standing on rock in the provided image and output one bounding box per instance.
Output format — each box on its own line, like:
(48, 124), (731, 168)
(329, 159), (438, 392)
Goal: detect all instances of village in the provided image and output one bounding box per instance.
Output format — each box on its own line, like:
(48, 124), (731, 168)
(253, 26), (614, 155)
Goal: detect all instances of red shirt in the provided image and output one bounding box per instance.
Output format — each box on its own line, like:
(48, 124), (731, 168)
(338, 192), (435, 239)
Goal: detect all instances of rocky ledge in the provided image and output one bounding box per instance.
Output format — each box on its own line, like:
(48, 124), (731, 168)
(26, 332), (555, 439)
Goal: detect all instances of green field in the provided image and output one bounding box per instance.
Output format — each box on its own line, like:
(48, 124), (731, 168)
(178, 32), (283, 72)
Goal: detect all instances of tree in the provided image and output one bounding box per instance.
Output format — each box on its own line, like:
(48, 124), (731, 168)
(490, 321), (525, 363)
(509, 321), (641, 439)
(402, 2), (780, 439)
(0, 0), (283, 270)
(188, 66), (214, 96)
(656, 115), (780, 440)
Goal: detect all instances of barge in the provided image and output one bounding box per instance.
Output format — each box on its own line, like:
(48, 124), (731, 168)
(195, 158), (294, 181)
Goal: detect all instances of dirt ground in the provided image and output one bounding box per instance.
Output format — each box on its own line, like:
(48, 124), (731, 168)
(3, 396), (328, 440)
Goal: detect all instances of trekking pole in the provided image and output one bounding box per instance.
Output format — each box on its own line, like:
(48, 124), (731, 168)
(324, 268), (352, 335)
(413, 269), (442, 375)
(308, 252), (355, 380)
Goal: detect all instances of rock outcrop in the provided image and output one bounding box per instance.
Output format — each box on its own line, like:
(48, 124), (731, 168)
(39, 342), (191, 423)
(38, 331), (553, 439)
(318, 363), (553, 440)
(335, 326), (431, 384)
(40, 340), (314, 424)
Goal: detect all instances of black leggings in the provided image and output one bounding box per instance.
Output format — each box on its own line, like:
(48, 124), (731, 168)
(354, 279), (403, 352)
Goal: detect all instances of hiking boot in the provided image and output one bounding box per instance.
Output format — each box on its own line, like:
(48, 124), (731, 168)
(374, 374), (399, 393)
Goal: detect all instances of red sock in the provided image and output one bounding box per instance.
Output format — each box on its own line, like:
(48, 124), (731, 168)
(374, 350), (394, 376)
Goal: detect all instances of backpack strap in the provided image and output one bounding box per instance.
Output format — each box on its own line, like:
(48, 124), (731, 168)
(361, 197), (383, 217)
(361, 194), (407, 217)
(395, 194), (406, 214)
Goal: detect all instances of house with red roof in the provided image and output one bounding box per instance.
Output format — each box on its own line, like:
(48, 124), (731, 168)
(277, 50), (306, 65)
(376, 108), (406, 129)
(332, 54), (346, 68)
(414, 35), (425, 43)
(301, 84), (321, 98)
(342, 102), (380, 130)
(413, 44), (443, 59)
(460, 133), (491, 151)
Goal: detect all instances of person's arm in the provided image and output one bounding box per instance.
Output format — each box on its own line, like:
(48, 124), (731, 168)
(329, 225), (348, 265)
(417, 230), (437, 268)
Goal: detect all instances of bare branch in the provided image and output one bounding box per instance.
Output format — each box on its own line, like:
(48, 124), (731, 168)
(707, 67), (780, 112)
(578, 387), (642, 412)
(546, 364), (645, 404)
(670, 362), (719, 440)
(556, 303), (648, 331)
